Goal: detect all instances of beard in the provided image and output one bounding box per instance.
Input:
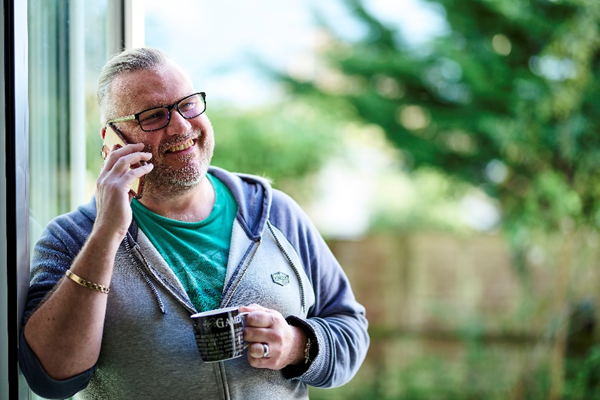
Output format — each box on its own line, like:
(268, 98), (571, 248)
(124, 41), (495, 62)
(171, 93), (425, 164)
(142, 128), (214, 201)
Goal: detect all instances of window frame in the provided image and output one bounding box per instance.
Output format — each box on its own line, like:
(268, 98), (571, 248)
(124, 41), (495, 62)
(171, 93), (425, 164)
(3, 0), (32, 398)
(2, 0), (135, 397)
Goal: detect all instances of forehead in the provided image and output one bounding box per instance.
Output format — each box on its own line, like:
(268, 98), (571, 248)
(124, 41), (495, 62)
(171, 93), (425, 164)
(110, 60), (195, 115)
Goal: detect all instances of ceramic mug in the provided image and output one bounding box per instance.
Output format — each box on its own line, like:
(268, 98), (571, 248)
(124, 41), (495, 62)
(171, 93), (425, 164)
(191, 306), (248, 362)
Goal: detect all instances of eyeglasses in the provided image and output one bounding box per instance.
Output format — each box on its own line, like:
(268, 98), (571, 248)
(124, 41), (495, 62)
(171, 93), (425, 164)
(106, 92), (207, 132)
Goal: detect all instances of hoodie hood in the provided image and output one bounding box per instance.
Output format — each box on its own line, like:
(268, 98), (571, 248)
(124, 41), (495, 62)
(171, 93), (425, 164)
(208, 166), (272, 241)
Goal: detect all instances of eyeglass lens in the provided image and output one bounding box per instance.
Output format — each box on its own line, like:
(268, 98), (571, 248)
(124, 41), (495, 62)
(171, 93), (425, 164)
(138, 93), (205, 131)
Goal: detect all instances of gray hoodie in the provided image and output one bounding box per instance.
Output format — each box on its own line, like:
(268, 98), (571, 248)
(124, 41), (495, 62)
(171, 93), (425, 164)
(19, 167), (369, 399)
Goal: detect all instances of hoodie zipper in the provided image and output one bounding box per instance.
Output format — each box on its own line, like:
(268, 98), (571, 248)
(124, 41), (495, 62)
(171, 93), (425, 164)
(123, 236), (167, 314)
(123, 223), (304, 399)
(125, 236), (232, 399)
(267, 221), (307, 315)
(221, 238), (262, 307)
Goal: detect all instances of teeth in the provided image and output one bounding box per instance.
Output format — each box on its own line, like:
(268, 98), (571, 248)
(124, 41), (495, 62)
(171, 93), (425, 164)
(167, 139), (194, 153)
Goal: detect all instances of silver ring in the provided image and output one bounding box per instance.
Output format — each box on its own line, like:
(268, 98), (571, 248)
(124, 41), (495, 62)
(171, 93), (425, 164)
(262, 343), (270, 358)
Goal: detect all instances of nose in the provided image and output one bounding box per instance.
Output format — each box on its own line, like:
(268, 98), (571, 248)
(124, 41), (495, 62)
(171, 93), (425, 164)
(165, 109), (192, 136)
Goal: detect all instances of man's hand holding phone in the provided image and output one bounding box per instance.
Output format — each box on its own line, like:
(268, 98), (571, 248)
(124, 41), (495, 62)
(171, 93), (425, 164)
(102, 124), (149, 199)
(96, 125), (153, 240)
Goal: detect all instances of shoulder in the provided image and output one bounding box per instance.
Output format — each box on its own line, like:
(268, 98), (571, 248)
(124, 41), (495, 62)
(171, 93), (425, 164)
(209, 167), (271, 196)
(269, 188), (321, 251)
(270, 189), (306, 220)
(34, 197), (97, 257)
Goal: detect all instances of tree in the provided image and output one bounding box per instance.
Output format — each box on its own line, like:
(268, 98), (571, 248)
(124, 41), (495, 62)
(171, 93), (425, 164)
(278, 0), (600, 235)
(275, 2), (600, 396)
(209, 100), (344, 202)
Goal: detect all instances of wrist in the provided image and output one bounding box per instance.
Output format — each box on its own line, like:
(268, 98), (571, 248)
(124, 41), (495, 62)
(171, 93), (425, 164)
(285, 316), (318, 367)
(289, 326), (308, 366)
(281, 317), (318, 379)
(89, 222), (128, 251)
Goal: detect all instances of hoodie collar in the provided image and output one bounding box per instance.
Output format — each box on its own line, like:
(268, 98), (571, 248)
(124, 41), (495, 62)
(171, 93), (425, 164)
(82, 167), (272, 243)
(208, 166), (271, 242)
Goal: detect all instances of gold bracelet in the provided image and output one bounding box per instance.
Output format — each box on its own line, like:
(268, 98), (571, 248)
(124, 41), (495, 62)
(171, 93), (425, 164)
(304, 337), (312, 364)
(65, 270), (110, 294)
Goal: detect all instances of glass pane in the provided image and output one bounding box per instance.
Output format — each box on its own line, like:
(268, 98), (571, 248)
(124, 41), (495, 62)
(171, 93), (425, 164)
(28, 0), (71, 240)
(26, 1), (111, 398)
(28, 0), (109, 246)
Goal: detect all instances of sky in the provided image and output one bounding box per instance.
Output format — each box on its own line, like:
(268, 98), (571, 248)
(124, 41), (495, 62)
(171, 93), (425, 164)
(144, 0), (448, 107)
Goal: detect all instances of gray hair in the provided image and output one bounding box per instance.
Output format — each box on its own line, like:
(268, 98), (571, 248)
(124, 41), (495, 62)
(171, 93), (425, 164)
(97, 47), (169, 124)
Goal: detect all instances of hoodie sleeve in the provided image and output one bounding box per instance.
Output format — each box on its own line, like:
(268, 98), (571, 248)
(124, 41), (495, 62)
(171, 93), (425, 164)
(19, 329), (96, 399)
(19, 205), (97, 398)
(268, 189), (370, 388)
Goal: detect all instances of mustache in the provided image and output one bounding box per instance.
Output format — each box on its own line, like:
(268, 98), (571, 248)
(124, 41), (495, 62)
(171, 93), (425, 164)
(153, 129), (202, 154)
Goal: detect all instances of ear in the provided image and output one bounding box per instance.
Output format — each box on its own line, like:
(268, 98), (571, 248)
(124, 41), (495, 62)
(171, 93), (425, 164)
(101, 126), (106, 140)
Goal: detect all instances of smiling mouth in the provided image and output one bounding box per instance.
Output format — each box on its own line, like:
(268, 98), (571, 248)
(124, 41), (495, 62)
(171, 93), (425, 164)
(166, 139), (195, 153)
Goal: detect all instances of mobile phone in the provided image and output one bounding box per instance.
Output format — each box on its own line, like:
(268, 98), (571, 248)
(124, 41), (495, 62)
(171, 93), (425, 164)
(101, 124), (146, 199)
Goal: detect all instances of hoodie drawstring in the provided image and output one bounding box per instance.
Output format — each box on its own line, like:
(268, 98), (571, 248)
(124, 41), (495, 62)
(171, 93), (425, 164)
(124, 234), (167, 314)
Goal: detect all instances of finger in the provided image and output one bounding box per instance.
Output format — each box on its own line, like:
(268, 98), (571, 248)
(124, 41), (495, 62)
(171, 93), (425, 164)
(247, 342), (270, 359)
(244, 311), (276, 329)
(102, 143), (147, 170)
(105, 163), (153, 195)
(103, 151), (153, 177)
(247, 353), (272, 369)
(124, 162), (153, 181)
(239, 303), (268, 313)
(96, 160), (152, 199)
(243, 326), (272, 343)
(105, 142), (144, 159)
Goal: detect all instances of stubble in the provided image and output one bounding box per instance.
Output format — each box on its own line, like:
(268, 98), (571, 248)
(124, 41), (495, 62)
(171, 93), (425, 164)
(142, 129), (214, 201)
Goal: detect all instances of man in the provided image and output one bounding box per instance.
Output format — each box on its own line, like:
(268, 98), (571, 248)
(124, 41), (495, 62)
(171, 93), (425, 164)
(18, 47), (369, 399)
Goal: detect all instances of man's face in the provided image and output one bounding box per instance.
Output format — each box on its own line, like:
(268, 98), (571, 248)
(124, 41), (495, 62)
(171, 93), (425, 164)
(108, 61), (215, 200)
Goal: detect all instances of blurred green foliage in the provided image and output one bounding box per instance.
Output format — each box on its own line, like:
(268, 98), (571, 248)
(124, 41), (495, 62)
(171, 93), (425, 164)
(209, 99), (345, 200)
(276, 0), (600, 236)
(308, 338), (600, 400)
(368, 167), (477, 234)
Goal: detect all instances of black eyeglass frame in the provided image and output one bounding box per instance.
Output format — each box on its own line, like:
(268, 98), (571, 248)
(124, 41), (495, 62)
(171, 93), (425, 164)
(106, 92), (207, 132)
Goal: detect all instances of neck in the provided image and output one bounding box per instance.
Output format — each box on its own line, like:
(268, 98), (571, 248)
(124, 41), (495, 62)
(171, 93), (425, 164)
(138, 176), (215, 222)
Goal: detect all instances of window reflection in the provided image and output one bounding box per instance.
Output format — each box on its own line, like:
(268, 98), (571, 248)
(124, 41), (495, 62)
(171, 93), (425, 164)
(28, 0), (109, 246)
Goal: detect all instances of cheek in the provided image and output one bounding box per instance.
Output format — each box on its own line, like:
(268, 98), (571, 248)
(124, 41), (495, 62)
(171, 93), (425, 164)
(142, 143), (155, 153)
(122, 132), (157, 151)
(134, 141), (160, 163)
(133, 138), (159, 154)
(196, 114), (213, 130)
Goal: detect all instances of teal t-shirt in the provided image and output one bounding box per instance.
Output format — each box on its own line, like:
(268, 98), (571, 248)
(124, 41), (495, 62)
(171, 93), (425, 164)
(131, 173), (238, 312)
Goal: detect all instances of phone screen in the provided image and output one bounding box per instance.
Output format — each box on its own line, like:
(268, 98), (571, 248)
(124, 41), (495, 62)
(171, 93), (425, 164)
(102, 124), (146, 199)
